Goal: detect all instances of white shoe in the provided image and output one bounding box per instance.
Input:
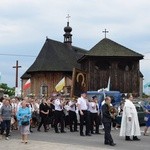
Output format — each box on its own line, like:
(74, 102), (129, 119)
(5, 137), (9, 140)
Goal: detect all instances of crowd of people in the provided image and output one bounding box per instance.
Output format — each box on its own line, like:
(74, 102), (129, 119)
(0, 92), (102, 143)
(0, 92), (150, 146)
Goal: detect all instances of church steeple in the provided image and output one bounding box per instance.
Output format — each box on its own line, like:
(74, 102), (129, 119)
(63, 14), (72, 46)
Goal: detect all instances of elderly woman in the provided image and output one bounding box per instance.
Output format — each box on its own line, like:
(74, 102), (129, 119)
(0, 98), (12, 140)
(16, 100), (31, 144)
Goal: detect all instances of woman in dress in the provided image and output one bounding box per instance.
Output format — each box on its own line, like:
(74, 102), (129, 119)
(16, 100), (31, 144)
(143, 103), (150, 136)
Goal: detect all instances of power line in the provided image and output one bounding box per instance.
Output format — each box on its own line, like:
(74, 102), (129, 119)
(1, 53), (150, 61)
(0, 53), (36, 57)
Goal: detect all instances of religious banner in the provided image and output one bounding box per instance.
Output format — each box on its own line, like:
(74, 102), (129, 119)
(71, 68), (88, 97)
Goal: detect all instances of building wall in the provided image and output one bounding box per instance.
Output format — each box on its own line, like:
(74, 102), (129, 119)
(139, 77), (143, 97)
(81, 58), (141, 96)
(22, 72), (72, 97)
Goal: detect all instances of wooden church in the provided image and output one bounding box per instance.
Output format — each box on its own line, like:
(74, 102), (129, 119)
(21, 20), (143, 97)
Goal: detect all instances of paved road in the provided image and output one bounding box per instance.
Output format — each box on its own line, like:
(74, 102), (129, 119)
(0, 126), (149, 150)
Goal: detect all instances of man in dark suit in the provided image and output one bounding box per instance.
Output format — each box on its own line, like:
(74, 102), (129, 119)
(102, 96), (116, 146)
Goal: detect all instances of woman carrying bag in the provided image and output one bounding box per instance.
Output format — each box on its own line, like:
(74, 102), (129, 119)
(0, 98), (12, 140)
(17, 100), (31, 144)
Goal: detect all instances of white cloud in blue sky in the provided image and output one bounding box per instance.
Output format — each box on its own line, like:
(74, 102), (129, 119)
(0, 0), (150, 93)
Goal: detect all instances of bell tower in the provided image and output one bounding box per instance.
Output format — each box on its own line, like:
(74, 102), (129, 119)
(63, 14), (72, 46)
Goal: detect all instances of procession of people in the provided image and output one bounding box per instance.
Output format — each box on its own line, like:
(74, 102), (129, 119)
(0, 92), (149, 147)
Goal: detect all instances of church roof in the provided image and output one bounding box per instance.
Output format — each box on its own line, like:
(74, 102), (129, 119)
(26, 38), (86, 73)
(80, 38), (143, 60)
(21, 72), (31, 79)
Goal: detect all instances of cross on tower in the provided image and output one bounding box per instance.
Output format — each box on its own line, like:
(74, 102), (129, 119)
(13, 60), (21, 88)
(66, 14), (71, 22)
(102, 29), (109, 38)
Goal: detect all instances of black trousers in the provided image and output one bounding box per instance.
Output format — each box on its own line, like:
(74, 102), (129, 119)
(69, 110), (77, 131)
(1, 120), (11, 137)
(54, 110), (64, 132)
(79, 110), (90, 135)
(90, 113), (99, 133)
(103, 122), (113, 144)
(38, 116), (47, 131)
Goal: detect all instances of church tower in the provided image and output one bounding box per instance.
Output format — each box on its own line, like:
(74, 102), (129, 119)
(63, 14), (72, 46)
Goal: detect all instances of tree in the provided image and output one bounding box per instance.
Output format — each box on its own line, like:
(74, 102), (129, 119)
(0, 83), (15, 97)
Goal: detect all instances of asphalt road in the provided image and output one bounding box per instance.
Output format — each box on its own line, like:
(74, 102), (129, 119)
(0, 126), (149, 150)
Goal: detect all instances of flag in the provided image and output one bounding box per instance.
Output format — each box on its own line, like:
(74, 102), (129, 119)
(55, 77), (65, 92)
(106, 76), (110, 91)
(98, 77), (110, 92)
(23, 79), (31, 90)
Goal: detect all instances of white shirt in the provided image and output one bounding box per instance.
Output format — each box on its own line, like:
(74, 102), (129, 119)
(33, 103), (40, 114)
(11, 102), (17, 110)
(77, 97), (88, 110)
(54, 98), (63, 111)
(0, 102), (3, 109)
(89, 102), (99, 113)
(68, 101), (76, 112)
(101, 100), (112, 106)
(64, 104), (70, 116)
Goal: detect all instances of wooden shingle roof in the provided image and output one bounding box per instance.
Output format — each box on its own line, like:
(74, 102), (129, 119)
(86, 38), (143, 58)
(21, 72), (31, 79)
(26, 38), (86, 73)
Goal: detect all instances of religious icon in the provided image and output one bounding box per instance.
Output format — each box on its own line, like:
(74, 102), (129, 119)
(71, 68), (88, 97)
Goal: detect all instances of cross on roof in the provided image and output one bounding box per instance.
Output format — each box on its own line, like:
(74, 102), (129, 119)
(102, 29), (109, 38)
(66, 14), (71, 22)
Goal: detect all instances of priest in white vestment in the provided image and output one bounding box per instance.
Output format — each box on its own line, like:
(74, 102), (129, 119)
(120, 94), (141, 141)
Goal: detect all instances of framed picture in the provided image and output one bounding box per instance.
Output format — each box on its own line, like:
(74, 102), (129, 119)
(71, 68), (88, 97)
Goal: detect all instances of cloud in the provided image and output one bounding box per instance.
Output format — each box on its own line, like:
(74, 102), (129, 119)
(0, 0), (150, 87)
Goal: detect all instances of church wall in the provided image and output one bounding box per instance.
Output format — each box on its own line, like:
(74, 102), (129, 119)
(80, 58), (140, 96)
(29, 72), (72, 97)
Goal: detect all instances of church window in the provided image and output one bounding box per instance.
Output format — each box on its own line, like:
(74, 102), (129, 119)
(95, 61), (111, 70)
(40, 83), (48, 97)
(118, 61), (133, 71)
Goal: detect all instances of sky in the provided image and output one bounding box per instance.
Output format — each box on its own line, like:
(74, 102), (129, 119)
(0, 0), (150, 93)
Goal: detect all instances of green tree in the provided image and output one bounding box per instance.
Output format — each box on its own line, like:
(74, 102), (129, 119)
(0, 83), (15, 97)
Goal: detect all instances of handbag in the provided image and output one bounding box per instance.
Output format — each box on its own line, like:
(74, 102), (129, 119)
(21, 120), (30, 126)
(11, 117), (15, 125)
(144, 116), (148, 122)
